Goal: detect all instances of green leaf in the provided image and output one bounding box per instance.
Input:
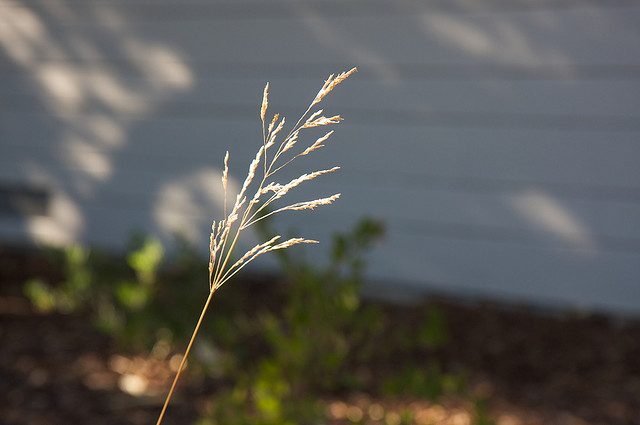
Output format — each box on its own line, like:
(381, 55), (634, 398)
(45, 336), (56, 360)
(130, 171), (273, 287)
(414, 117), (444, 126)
(127, 237), (164, 285)
(116, 281), (150, 310)
(23, 279), (56, 313)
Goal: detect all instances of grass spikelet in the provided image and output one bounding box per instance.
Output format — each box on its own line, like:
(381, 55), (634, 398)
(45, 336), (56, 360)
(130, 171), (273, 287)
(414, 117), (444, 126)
(299, 131), (333, 157)
(155, 68), (356, 425)
(271, 193), (342, 215)
(312, 67), (357, 106)
(269, 237), (319, 251)
(260, 82), (269, 123)
(222, 151), (229, 214)
(272, 166), (340, 201)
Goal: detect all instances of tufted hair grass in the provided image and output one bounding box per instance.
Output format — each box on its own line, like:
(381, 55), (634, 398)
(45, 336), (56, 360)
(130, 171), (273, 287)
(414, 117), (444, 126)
(155, 67), (357, 425)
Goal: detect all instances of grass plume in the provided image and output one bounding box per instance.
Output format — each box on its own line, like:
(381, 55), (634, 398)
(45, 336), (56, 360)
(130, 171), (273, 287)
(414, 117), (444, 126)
(155, 67), (356, 425)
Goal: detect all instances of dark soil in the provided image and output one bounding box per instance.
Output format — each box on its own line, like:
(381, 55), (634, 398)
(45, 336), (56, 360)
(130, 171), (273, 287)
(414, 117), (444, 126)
(1, 247), (639, 425)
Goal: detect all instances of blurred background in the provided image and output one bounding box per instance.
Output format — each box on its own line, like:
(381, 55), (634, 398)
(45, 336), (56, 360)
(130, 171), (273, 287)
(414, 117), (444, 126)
(1, 1), (640, 424)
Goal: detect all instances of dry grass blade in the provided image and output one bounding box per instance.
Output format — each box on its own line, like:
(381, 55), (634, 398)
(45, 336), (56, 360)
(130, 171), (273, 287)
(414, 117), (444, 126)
(155, 67), (356, 425)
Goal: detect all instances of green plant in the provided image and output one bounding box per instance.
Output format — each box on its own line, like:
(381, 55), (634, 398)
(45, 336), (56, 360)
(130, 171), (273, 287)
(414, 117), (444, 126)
(23, 236), (170, 348)
(380, 361), (467, 401)
(266, 218), (386, 390)
(23, 232), (226, 355)
(156, 68), (358, 425)
(471, 397), (496, 425)
(200, 217), (385, 425)
(24, 244), (92, 315)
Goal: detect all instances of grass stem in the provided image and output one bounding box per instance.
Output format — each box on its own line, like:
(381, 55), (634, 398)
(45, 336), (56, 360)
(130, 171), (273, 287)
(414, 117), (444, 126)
(155, 68), (355, 424)
(155, 287), (216, 425)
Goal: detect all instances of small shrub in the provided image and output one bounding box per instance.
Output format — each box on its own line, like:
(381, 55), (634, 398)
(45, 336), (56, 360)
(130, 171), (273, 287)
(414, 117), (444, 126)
(201, 217), (385, 425)
(23, 234), (209, 351)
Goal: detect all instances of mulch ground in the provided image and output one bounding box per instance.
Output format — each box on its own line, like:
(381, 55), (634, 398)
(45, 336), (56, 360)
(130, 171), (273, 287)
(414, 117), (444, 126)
(1, 247), (639, 425)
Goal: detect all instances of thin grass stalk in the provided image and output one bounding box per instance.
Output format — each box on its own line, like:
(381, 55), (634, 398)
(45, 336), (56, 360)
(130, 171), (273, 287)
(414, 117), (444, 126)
(154, 287), (216, 425)
(155, 67), (356, 425)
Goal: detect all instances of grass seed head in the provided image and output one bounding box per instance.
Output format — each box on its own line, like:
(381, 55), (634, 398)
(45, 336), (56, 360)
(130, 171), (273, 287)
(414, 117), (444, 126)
(157, 67), (356, 425)
(208, 68), (356, 291)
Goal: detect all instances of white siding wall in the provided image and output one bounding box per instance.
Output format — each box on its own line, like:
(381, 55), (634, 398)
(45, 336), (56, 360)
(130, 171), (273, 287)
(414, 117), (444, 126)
(1, 0), (639, 314)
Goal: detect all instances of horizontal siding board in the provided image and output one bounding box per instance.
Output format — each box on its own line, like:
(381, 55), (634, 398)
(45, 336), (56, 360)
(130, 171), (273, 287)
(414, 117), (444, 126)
(4, 1), (640, 21)
(3, 77), (640, 117)
(2, 5), (640, 65)
(8, 0), (640, 21)
(4, 60), (640, 81)
(4, 99), (640, 132)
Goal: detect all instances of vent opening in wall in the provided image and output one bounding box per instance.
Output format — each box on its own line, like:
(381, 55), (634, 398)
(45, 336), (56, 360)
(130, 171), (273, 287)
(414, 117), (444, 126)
(0, 183), (50, 217)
